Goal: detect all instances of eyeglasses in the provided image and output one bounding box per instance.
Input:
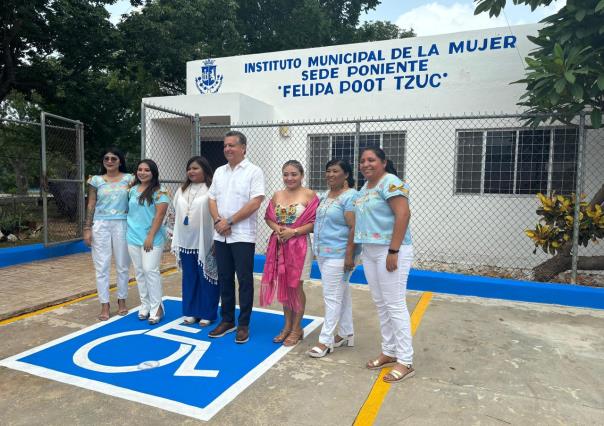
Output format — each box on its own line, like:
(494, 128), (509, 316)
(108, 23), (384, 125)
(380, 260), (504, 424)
(103, 156), (119, 162)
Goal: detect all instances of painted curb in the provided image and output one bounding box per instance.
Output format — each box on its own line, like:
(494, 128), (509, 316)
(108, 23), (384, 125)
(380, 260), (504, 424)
(0, 241), (90, 268)
(254, 254), (604, 310)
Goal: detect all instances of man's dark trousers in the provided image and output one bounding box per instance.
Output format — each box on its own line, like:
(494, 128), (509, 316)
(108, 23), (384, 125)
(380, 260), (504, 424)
(214, 241), (255, 326)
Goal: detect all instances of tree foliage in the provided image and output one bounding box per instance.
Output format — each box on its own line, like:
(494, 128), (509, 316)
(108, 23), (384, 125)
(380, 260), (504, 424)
(0, 0), (118, 101)
(474, 0), (604, 128)
(354, 21), (416, 42)
(0, 92), (42, 195)
(526, 192), (604, 255)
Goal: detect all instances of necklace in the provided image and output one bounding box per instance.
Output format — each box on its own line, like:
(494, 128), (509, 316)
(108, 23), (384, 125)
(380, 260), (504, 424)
(183, 183), (203, 225)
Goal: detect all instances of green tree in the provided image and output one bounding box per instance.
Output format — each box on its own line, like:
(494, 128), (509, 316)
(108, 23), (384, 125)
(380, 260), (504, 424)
(474, 0), (604, 128)
(0, 0), (137, 173)
(234, 0), (386, 53)
(0, 0), (118, 103)
(117, 0), (244, 97)
(354, 21), (415, 42)
(475, 0), (604, 281)
(0, 92), (42, 195)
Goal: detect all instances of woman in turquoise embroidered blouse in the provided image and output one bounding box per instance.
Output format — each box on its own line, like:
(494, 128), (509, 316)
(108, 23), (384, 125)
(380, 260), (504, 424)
(126, 159), (170, 324)
(354, 147), (415, 384)
(308, 159), (358, 359)
(83, 147), (133, 321)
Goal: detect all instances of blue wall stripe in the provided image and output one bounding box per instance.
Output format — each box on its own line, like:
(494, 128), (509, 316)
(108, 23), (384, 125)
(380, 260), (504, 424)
(254, 254), (604, 310)
(1, 249), (601, 310)
(0, 242), (90, 268)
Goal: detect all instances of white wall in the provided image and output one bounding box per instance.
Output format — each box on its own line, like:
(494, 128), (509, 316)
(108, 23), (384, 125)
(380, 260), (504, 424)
(144, 24), (604, 269)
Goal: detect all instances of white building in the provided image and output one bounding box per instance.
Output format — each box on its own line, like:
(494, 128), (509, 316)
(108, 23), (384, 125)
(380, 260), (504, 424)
(143, 24), (603, 269)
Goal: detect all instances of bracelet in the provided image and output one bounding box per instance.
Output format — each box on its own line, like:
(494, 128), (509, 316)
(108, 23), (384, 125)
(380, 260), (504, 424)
(214, 218), (221, 225)
(293, 228), (298, 236)
(388, 248), (399, 254)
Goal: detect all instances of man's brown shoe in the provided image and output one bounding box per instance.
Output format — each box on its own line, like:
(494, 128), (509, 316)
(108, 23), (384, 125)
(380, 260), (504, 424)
(208, 322), (236, 338)
(235, 326), (249, 344)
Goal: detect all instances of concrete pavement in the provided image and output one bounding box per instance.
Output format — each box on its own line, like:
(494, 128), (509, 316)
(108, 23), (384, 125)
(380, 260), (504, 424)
(0, 252), (176, 321)
(0, 254), (603, 425)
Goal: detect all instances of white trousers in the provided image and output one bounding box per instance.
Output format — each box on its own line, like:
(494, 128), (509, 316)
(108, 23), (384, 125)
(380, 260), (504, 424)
(362, 244), (414, 365)
(128, 245), (164, 317)
(91, 220), (130, 304)
(317, 257), (354, 346)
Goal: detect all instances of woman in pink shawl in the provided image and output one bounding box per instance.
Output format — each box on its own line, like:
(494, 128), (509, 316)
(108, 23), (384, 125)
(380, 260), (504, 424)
(260, 160), (319, 346)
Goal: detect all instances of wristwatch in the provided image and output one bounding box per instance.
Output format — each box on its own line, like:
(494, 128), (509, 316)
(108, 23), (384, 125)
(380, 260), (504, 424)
(388, 248), (400, 254)
(227, 217), (234, 226)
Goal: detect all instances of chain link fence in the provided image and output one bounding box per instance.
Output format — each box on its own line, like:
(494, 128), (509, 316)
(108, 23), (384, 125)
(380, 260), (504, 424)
(0, 113), (84, 247)
(576, 114), (604, 284)
(142, 104), (603, 283)
(0, 118), (44, 246)
(141, 104), (199, 198)
(41, 112), (85, 245)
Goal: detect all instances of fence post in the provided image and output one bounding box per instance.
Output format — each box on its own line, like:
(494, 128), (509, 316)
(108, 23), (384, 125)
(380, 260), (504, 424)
(570, 112), (587, 284)
(193, 114), (200, 156)
(40, 112), (48, 246)
(140, 103), (146, 159)
(354, 121), (360, 188)
(77, 122), (85, 236)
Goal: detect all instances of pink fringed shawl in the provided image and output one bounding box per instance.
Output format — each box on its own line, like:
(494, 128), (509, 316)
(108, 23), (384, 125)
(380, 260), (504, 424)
(260, 196), (319, 312)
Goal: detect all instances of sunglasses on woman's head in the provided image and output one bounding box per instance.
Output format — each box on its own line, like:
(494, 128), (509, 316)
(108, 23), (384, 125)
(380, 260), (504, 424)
(104, 156), (119, 162)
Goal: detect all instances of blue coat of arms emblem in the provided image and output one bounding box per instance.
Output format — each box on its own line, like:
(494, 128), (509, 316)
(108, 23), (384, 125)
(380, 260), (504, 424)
(195, 59), (223, 94)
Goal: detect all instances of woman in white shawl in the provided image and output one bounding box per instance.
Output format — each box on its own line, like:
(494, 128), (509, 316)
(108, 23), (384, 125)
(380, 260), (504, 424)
(171, 156), (219, 326)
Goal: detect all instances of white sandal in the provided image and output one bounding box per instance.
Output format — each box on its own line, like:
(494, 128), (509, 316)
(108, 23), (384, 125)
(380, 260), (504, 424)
(333, 335), (354, 348)
(308, 344), (333, 358)
(182, 316), (197, 324)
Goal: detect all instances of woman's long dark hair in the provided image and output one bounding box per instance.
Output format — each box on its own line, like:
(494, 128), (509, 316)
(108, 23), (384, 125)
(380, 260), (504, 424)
(181, 156), (214, 192)
(325, 158), (355, 188)
(133, 159), (161, 205)
(99, 147), (128, 174)
(360, 147), (398, 177)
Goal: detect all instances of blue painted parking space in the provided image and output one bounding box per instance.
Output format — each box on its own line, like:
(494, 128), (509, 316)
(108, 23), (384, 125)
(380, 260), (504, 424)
(0, 297), (323, 421)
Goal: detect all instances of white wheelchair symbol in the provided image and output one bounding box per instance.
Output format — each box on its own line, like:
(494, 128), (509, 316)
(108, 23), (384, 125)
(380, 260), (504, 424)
(73, 317), (219, 377)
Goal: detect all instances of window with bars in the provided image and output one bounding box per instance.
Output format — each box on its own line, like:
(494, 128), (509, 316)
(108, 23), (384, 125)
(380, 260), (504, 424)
(308, 132), (406, 190)
(455, 128), (578, 195)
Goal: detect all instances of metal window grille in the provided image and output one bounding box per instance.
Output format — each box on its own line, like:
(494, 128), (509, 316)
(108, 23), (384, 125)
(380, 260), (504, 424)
(455, 127), (579, 196)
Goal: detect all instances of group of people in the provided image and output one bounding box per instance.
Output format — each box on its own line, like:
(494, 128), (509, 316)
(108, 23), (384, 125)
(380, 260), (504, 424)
(84, 130), (415, 384)
(84, 153), (170, 324)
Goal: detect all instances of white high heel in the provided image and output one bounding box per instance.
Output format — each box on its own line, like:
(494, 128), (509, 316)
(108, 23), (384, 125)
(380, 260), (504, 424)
(308, 344), (333, 358)
(148, 306), (164, 325)
(148, 313), (164, 325)
(333, 335), (354, 348)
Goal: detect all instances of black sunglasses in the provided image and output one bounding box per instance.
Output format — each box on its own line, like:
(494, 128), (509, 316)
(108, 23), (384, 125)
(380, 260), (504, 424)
(103, 156), (119, 162)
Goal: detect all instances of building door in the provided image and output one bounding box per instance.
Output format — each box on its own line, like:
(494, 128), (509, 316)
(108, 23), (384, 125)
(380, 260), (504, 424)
(200, 141), (227, 172)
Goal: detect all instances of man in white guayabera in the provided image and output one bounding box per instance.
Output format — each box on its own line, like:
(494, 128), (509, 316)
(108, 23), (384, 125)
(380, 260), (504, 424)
(208, 131), (265, 344)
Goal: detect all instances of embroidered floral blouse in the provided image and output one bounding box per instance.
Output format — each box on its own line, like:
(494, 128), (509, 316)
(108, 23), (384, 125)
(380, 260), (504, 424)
(87, 174), (134, 220)
(353, 174), (412, 246)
